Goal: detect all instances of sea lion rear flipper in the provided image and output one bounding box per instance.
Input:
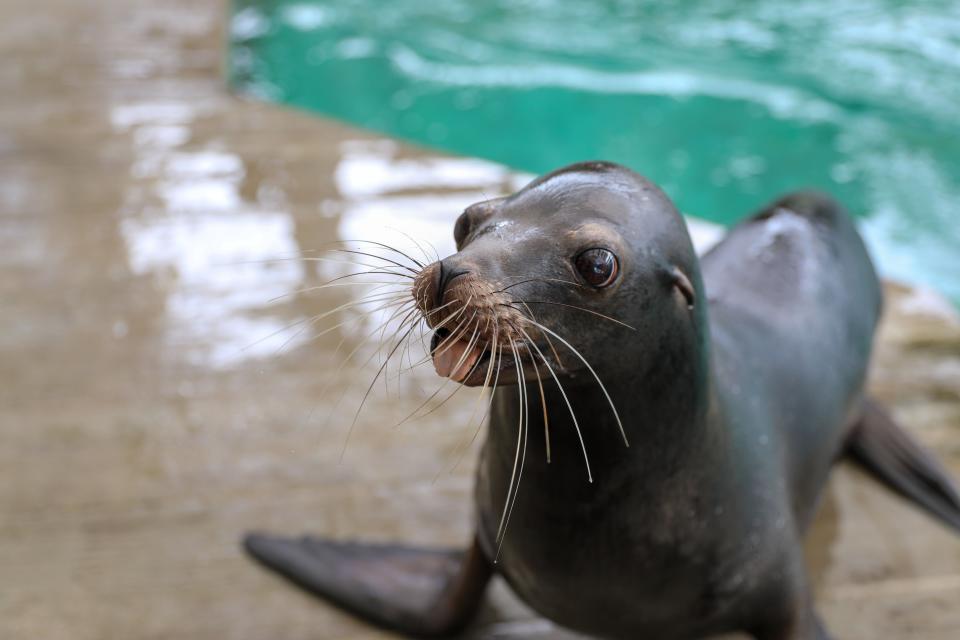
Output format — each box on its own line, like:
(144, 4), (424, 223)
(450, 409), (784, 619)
(847, 397), (960, 534)
(243, 533), (492, 637)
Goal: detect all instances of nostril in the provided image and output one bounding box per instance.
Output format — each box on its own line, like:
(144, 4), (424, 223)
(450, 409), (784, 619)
(443, 268), (470, 288)
(436, 261), (471, 306)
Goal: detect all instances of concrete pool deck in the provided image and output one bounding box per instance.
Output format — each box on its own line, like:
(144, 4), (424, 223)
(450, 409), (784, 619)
(1, 1), (959, 639)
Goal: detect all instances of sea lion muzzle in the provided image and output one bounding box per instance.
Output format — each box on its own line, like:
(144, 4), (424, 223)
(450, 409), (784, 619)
(414, 258), (530, 386)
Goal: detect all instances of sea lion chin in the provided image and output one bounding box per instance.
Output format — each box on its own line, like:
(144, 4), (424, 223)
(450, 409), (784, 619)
(244, 161), (960, 640)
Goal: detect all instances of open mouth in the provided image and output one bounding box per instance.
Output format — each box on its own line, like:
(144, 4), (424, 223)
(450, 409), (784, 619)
(430, 327), (525, 386)
(430, 327), (486, 383)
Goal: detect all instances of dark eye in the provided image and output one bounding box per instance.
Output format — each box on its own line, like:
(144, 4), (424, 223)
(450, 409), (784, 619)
(574, 248), (619, 288)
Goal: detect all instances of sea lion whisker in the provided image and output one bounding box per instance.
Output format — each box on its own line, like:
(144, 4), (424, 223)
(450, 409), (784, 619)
(300, 308), (409, 363)
(306, 300), (416, 403)
(380, 302), (439, 398)
(259, 241), (420, 273)
(507, 298), (565, 371)
(502, 337), (530, 549)
(409, 303), (469, 359)
(503, 300), (636, 331)
(399, 300), (470, 373)
(339, 239), (426, 269)
(432, 307), (481, 360)
(407, 315), (493, 423)
(334, 248), (420, 275)
(383, 226), (439, 267)
(295, 259), (416, 278)
(390, 312), (483, 428)
(238, 292), (409, 355)
(423, 299), (477, 361)
(339, 320), (422, 461)
(390, 308), (478, 417)
(266, 281), (409, 312)
(318, 304), (422, 433)
(271, 268), (413, 297)
(329, 295), (455, 364)
(214, 256), (415, 276)
(443, 327), (500, 478)
(400, 301), (488, 375)
(396, 314), (422, 389)
(406, 293), (466, 351)
(374, 292), (424, 375)
(526, 342), (552, 464)
(495, 339), (524, 544)
(284, 290), (412, 345)
(397, 298), (465, 365)
(307, 296), (419, 412)
(523, 319), (629, 448)
(496, 276), (584, 293)
(449, 338), (503, 474)
(266, 280), (411, 305)
(495, 338), (529, 557)
(513, 323), (592, 483)
(407, 352), (477, 421)
(334, 304), (422, 380)
(395, 351), (436, 373)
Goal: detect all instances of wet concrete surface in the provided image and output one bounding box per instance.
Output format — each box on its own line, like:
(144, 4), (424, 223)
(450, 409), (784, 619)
(1, 1), (958, 639)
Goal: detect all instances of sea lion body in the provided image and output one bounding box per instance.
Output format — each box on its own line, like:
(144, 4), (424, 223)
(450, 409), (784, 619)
(245, 163), (960, 640)
(474, 183), (878, 638)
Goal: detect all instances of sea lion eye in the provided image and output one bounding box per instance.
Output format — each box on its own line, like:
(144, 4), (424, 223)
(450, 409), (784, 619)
(574, 248), (619, 288)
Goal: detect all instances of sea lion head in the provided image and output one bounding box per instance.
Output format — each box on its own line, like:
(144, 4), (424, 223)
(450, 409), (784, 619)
(413, 161), (704, 388)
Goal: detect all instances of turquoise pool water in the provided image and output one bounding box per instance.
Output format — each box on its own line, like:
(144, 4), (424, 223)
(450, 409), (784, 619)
(229, 0), (960, 304)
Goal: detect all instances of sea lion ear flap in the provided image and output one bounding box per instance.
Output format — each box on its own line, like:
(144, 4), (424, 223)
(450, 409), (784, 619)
(666, 265), (696, 310)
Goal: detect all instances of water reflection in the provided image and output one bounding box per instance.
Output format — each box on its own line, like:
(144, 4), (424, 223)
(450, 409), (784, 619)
(116, 102), (305, 368)
(122, 207), (302, 367)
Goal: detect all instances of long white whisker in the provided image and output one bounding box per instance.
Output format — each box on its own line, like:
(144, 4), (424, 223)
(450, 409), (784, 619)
(392, 311), (481, 428)
(449, 330), (501, 474)
(213, 255), (413, 274)
(495, 337), (526, 557)
(385, 227), (437, 268)
(319, 303), (422, 433)
(240, 289), (408, 354)
(334, 248), (419, 275)
(267, 280), (410, 304)
(524, 319), (628, 448)
(274, 294), (410, 356)
(526, 342), (551, 464)
(514, 323), (592, 483)
(412, 315), (491, 424)
(339, 320), (422, 461)
(504, 300), (636, 330)
(340, 239), (426, 269)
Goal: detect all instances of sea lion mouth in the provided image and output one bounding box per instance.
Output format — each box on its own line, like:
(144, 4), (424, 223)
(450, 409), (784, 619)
(430, 328), (484, 382)
(429, 326), (539, 387)
(416, 261), (538, 387)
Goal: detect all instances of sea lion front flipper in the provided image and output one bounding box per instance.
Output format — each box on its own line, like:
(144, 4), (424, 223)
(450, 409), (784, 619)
(847, 397), (960, 534)
(243, 533), (492, 637)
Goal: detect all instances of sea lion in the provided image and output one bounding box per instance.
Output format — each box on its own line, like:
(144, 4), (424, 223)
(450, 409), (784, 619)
(244, 162), (960, 639)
